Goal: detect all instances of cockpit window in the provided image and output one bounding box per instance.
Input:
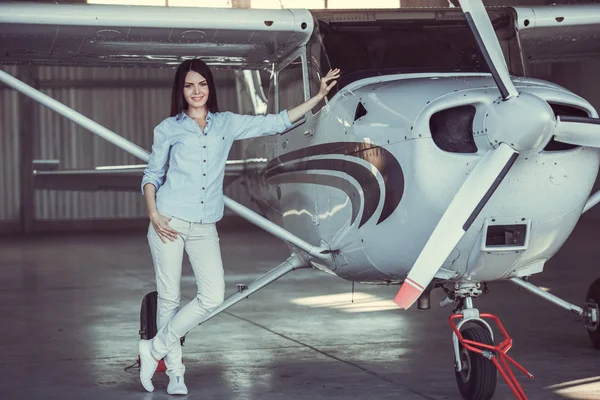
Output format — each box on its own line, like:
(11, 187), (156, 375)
(315, 18), (490, 93)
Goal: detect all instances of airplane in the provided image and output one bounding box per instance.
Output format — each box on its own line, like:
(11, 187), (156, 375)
(1, 1), (600, 399)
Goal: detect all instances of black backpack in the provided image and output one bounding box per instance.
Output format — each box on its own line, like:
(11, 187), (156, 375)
(139, 291), (159, 341)
(125, 291), (185, 373)
(139, 290), (186, 347)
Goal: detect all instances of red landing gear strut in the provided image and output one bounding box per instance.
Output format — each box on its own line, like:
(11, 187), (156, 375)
(449, 312), (534, 400)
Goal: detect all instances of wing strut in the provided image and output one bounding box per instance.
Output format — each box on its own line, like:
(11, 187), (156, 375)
(199, 253), (310, 326)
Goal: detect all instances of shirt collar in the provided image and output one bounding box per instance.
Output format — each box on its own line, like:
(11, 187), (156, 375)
(176, 110), (214, 124)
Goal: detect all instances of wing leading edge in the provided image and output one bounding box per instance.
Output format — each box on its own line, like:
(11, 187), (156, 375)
(0, 3), (314, 68)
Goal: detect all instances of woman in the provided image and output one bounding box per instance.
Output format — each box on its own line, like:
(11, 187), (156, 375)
(139, 58), (339, 395)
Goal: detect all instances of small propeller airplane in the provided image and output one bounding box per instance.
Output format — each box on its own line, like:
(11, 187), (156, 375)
(2, 1), (600, 399)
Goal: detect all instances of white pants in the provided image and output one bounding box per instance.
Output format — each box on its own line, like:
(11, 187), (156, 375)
(146, 214), (225, 377)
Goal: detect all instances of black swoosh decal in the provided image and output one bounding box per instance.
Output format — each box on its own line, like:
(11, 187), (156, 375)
(267, 159), (380, 228)
(268, 172), (361, 225)
(266, 142), (378, 171)
(266, 142), (404, 226)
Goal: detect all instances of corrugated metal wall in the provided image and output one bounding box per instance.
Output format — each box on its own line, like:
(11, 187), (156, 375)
(0, 66), (20, 222)
(33, 66), (171, 221)
(0, 65), (250, 228)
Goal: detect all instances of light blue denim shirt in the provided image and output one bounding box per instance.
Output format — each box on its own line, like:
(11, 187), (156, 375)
(141, 109), (293, 223)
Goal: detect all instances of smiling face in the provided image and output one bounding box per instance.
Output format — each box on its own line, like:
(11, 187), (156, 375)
(183, 70), (210, 110)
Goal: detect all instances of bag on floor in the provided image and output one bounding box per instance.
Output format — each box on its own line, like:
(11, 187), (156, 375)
(139, 291), (186, 345)
(137, 291), (167, 372)
(139, 291), (159, 341)
(136, 291), (186, 373)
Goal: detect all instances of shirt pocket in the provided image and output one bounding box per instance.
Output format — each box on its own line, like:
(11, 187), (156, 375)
(205, 135), (231, 166)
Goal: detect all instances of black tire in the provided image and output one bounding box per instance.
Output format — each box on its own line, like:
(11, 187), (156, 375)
(586, 278), (600, 349)
(455, 324), (498, 400)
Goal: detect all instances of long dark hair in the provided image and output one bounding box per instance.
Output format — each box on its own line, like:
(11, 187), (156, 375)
(170, 59), (219, 116)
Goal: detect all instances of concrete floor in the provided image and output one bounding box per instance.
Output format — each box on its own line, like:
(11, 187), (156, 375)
(1, 218), (600, 400)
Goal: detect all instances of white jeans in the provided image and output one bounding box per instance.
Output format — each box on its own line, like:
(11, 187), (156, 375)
(147, 214), (225, 377)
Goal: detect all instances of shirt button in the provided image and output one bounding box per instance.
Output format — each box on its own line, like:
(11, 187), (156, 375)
(203, 160), (206, 163)
(203, 146), (206, 149)
(202, 187), (205, 190)
(201, 201), (204, 204)
(203, 173), (206, 176)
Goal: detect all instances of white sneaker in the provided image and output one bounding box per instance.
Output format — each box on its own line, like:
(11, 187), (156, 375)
(139, 339), (159, 392)
(167, 375), (188, 395)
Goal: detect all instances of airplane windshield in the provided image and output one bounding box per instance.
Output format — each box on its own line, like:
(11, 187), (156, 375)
(315, 18), (493, 95)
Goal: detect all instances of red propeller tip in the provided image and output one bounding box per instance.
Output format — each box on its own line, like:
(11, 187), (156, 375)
(394, 278), (424, 309)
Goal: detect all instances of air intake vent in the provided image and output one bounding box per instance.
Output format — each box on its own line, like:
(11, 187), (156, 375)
(545, 103), (588, 151)
(429, 105), (477, 153)
(486, 224), (527, 247)
(354, 102), (367, 121)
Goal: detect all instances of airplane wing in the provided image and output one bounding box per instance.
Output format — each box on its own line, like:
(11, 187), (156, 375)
(32, 160), (264, 192)
(33, 165), (147, 192)
(511, 4), (600, 67)
(0, 2), (313, 68)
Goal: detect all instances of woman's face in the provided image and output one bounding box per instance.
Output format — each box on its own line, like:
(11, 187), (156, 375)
(183, 70), (209, 110)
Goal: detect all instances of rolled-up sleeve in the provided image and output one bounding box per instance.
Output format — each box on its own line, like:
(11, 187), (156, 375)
(228, 110), (294, 140)
(141, 122), (170, 195)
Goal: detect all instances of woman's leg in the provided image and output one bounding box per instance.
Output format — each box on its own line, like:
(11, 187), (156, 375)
(147, 217), (186, 377)
(151, 222), (225, 358)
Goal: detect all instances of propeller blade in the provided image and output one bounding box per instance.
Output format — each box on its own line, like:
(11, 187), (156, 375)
(394, 143), (518, 309)
(458, 0), (518, 100)
(554, 115), (600, 148)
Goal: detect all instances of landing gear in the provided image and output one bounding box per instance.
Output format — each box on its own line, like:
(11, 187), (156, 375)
(585, 278), (600, 348)
(509, 277), (600, 350)
(455, 324), (497, 400)
(440, 277), (600, 400)
(447, 283), (533, 400)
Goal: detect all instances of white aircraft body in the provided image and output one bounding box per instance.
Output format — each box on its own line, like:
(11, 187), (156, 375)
(2, 2), (600, 399)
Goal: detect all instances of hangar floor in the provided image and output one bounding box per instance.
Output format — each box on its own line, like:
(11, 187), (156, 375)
(1, 218), (600, 400)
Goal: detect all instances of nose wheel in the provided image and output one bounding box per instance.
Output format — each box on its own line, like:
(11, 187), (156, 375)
(448, 284), (534, 400)
(455, 324), (498, 400)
